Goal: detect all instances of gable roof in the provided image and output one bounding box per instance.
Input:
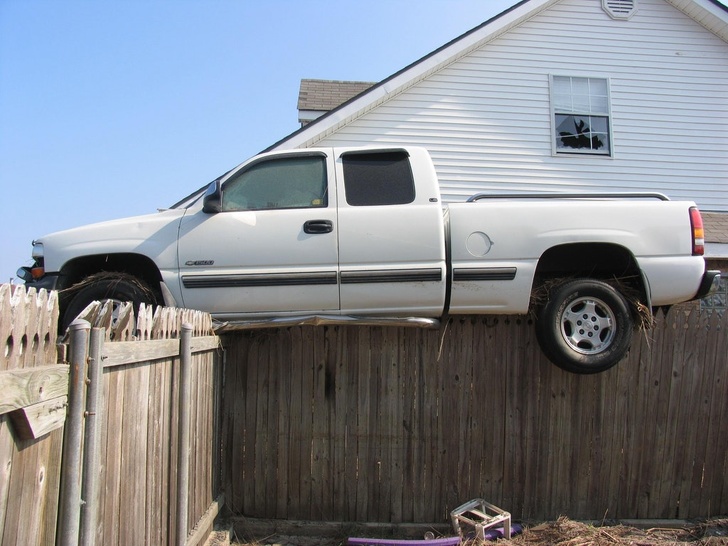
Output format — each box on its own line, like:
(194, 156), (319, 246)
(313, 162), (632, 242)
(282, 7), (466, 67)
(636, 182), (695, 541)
(264, 0), (728, 153)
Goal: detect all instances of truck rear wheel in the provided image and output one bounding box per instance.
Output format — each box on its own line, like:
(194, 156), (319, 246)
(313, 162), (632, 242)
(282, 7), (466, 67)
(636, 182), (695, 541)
(60, 273), (158, 333)
(535, 279), (634, 374)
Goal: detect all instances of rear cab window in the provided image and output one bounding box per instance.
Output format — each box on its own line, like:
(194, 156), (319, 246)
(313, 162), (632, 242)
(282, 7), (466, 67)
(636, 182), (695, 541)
(341, 151), (415, 206)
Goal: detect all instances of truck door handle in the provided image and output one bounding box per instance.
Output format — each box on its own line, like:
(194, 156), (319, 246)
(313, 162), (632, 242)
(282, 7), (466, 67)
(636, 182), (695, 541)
(304, 220), (333, 234)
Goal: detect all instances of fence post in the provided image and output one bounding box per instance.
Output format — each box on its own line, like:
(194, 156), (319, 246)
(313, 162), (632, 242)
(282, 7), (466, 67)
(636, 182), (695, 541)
(80, 327), (104, 546)
(58, 319), (90, 546)
(176, 323), (193, 546)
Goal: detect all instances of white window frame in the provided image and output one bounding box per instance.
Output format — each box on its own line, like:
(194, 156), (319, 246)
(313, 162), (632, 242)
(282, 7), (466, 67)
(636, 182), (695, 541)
(550, 75), (613, 157)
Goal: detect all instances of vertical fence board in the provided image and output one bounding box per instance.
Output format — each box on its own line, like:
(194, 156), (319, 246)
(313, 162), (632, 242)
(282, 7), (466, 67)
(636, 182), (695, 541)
(101, 365), (125, 545)
(703, 313), (728, 517)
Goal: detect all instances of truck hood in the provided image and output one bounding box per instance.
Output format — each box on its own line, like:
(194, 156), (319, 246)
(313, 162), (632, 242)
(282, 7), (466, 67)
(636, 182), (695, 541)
(36, 208), (187, 272)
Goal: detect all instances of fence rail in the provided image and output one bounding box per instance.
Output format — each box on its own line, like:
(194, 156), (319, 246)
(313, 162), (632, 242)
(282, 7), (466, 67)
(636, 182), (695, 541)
(222, 302), (728, 523)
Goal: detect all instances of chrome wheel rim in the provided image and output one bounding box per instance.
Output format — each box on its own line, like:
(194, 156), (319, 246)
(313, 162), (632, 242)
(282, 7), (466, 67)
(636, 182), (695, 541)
(559, 296), (616, 354)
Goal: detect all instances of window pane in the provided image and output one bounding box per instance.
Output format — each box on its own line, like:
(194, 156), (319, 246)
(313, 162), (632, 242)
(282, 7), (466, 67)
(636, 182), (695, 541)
(342, 151), (415, 206)
(552, 76), (572, 95)
(553, 93), (573, 112)
(555, 114), (609, 153)
(588, 78), (608, 96)
(222, 156), (327, 211)
(590, 116), (608, 133)
(572, 94), (591, 112)
(591, 95), (609, 113)
(572, 78), (590, 96)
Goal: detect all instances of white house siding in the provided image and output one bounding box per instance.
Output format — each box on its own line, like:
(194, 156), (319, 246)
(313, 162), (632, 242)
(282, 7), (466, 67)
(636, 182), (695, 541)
(306, 0), (728, 211)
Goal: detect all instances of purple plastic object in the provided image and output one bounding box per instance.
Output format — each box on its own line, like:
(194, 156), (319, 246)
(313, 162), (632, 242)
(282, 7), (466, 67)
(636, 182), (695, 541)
(482, 523), (524, 541)
(347, 537), (461, 546)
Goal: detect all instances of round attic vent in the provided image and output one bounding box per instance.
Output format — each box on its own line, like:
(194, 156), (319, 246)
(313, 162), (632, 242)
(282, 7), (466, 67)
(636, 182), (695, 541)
(602, 0), (637, 20)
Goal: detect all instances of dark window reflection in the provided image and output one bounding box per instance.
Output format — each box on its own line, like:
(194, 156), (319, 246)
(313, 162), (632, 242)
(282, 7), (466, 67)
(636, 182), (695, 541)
(556, 115), (610, 154)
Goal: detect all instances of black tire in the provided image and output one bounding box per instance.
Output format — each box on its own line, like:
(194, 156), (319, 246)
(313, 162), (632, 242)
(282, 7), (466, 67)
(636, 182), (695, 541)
(535, 279), (634, 374)
(60, 273), (157, 332)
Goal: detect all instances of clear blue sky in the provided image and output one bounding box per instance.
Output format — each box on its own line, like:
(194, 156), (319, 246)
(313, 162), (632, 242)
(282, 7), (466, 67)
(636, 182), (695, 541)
(1, 0), (726, 284)
(0, 0), (517, 283)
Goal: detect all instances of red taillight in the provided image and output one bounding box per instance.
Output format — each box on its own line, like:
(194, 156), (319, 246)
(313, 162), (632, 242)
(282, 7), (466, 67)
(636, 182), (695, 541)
(689, 207), (705, 256)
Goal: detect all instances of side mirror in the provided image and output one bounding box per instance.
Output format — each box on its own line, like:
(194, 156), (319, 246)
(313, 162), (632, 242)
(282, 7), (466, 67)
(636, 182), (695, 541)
(202, 180), (222, 213)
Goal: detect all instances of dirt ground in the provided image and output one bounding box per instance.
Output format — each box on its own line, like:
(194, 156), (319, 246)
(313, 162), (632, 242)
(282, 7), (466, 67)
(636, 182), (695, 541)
(232, 517), (728, 545)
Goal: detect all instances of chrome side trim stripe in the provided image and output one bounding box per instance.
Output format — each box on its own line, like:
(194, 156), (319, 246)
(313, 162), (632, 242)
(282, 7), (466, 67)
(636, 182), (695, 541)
(183, 268), (445, 289)
(453, 267), (517, 282)
(340, 268), (443, 284)
(182, 271), (338, 289)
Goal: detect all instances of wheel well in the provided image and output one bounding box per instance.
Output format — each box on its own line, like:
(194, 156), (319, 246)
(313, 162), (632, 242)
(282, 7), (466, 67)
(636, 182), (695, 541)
(533, 243), (647, 303)
(59, 253), (163, 298)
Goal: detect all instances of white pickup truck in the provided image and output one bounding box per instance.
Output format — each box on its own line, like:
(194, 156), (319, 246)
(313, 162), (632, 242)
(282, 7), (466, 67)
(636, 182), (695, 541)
(19, 146), (719, 373)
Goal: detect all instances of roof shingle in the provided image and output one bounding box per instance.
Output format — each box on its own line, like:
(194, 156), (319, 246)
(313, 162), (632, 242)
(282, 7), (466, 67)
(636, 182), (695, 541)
(297, 79), (375, 112)
(704, 212), (728, 244)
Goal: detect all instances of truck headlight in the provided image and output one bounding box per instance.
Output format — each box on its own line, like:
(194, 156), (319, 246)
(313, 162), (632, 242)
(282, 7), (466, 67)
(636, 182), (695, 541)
(31, 241), (44, 260)
(21, 241), (47, 281)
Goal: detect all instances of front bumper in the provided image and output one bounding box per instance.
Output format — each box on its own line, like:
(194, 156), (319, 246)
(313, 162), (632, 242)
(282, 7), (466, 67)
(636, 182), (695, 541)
(694, 270), (721, 300)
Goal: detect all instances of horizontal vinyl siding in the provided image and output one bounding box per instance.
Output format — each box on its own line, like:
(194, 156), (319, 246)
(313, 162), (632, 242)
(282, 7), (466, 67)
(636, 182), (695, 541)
(312, 0), (728, 211)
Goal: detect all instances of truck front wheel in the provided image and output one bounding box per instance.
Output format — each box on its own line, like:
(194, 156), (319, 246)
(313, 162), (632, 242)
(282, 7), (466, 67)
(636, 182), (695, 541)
(60, 273), (158, 333)
(535, 279), (634, 374)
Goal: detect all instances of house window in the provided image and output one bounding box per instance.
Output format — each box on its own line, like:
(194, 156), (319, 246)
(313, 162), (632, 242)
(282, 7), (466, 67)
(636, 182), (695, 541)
(342, 151), (416, 206)
(551, 76), (611, 156)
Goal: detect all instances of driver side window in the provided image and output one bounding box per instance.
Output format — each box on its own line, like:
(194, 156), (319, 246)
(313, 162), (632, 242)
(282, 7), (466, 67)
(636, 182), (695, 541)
(222, 155), (328, 212)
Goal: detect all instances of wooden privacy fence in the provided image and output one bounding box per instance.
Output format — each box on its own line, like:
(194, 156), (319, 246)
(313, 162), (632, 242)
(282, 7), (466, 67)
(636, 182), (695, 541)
(0, 284), (223, 546)
(222, 302), (728, 524)
(0, 284), (63, 545)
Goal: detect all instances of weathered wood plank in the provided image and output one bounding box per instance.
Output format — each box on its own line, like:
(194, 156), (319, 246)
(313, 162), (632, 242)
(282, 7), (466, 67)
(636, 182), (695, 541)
(0, 417), (15, 542)
(8, 395), (67, 440)
(298, 328), (315, 518)
(0, 365), (69, 415)
(274, 330), (290, 519)
(145, 356), (172, 546)
(100, 364), (125, 545)
(186, 493), (224, 546)
(102, 336), (219, 368)
(238, 336), (255, 515)
(11, 436), (50, 544)
(354, 326), (372, 521)
(286, 328), (305, 517)
(311, 326), (331, 520)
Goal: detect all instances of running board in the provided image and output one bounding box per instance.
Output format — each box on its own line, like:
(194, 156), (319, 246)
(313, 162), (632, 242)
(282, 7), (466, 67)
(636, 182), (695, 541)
(213, 314), (440, 333)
